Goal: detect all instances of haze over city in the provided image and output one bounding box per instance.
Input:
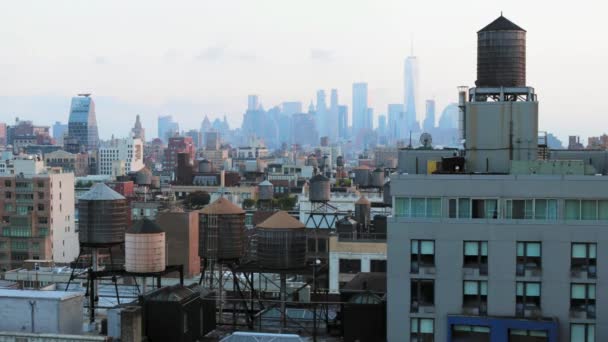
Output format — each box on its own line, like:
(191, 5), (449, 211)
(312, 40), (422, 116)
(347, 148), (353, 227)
(1, 0), (606, 141)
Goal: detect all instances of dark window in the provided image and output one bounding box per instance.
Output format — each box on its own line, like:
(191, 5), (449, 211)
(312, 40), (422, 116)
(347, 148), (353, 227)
(472, 199), (498, 219)
(571, 243), (597, 278)
(411, 240), (435, 274)
(4, 192), (11, 199)
(37, 204), (44, 211)
(570, 283), (596, 319)
(463, 281), (487, 315)
(509, 329), (548, 342)
(370, 259), (386, 272)
(516, 282), (541, 317)
(4, 180), (11, 187)
(410, 318), (434, 342)
(411, 279), (434, 312)
(339, 259), (360, 274)
(452, 325), (490, 342)
(516, 242), (541, 276)
(463, 241), (488, 274)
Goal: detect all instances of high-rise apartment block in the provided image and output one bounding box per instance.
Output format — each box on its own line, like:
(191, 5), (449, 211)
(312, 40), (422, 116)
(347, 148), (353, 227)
(388, 15), (603, 342)
(0, 167), (78, 270)
(66, 94), (99, 153)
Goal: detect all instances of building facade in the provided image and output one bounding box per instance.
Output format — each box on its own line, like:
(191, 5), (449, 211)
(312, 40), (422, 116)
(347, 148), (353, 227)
(0, 171), (78, 270)
(98, 137), (144, 176)
(66, 94), (99, 152)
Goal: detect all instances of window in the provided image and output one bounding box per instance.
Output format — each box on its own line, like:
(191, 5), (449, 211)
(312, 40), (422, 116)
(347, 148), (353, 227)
(411, 279), (434, 312)
(452, 325), (490, 342)
(4, 192), (11, 199)
(509, 329), (548, 341)
(463, 241), (488, 273)
(472, 199), (498, 219)
(534, 199), (558, 220)
(448, 198), (471, 218)
(317, 238), (327, 252)
(570, 283), (595, 318)
(516, 242), (541, 276)
(370, 259), (386, 272)
(38, 217), (48, 224)
(506, 199), (533, 219)
(463, 280), (487, 314)
(571, 243), (597, 278)
(339, 259), (360, 274)
(571, 324), (595, 342)
(565, 199), (608, 220)
(410, 318), (434, 342)
(395, 197), (441, 218)
(38, 227), (48, 237)
(37, 204), (44, 211)
(411, 240), (435, 273)
(4, 180), (11, 187)
(11, 240), (28, 251)
(37, 192), (44, 200)
(516, 282), (541, 316)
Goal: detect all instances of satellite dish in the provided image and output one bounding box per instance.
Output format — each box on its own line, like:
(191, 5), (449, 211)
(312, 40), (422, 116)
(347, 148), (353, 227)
(420, 133), (433, 148)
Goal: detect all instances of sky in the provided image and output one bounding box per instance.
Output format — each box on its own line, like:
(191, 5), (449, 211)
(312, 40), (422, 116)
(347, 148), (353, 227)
(0, 0), (607, 143)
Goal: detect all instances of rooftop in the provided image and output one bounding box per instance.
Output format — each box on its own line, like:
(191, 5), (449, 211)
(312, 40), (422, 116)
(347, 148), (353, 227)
(257, 211), (305, 229)
(479, 14), (526, 33)
(0, 289), (84, 300)
(79, 182), (125, 200)
(200, 197), (245, 215)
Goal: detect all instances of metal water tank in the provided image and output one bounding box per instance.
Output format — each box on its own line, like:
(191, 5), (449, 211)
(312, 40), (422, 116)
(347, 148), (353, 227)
(125, 219), (166, 273)
(353, 166), (371, 187)
(78, 183), (129, 245)
(370, 168), (385, 188)
(383, 180), (391, 207)
(336, 216), (358, 236)
(199, 197), (246, 261)
(258, 180), (274, 201)
(355, 196), (371, 228)
(336, 156), (344, 167)
(198, 159), (212, 173)
(309, 174), (330, 202)
(256, 211), (307, 269)
(476, 15), (526, 87)
(135, 167), (152, 186)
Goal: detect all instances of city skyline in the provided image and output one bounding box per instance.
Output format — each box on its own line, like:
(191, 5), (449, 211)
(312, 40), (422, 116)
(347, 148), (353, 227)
(0, 1), (607, 142)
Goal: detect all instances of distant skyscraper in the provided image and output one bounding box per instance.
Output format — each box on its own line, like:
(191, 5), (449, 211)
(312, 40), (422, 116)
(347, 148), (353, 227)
(352, 82), (368, 138)
(0, 122), (6, 146)
(378, 115), (387, 136)
(248, 95), (259, 111)
(404, 54), (420, 132)
(327, 89), (339, 142)
(158, 115), (178, 143)
(52, 121), (68, 145)
(282, 102), (302, 116)
(66, 94), (99, 152)
(338, 105), (348, 140)
(438, 103), (459, 130)
(388, 104), (405, 141)
(131, 115), (145, 142)
(423, 100), (436, 133)
(367, 108), (374, 130)
(315, 90), (327, 138)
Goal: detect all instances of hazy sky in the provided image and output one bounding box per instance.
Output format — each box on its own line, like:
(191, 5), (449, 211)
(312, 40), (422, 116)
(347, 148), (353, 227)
(0, 0), (607, 142)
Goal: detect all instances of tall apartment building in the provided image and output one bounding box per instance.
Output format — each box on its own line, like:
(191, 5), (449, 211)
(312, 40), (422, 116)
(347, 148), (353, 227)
(98, 137), (144, 176)
(388, 15), (601, 342)
(163, 136), (194, 174)
(0, 169), (78, 270)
